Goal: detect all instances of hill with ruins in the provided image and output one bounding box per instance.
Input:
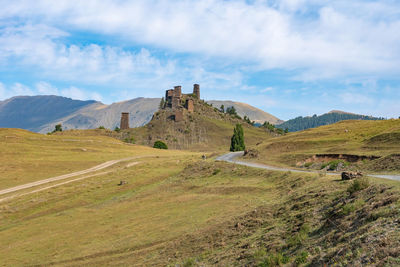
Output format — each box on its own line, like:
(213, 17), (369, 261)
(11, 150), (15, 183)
(126, 84), (273, 151)
(0, 95), (281, 134)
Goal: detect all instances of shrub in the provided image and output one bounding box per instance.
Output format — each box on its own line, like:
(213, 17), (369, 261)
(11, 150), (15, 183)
(114, 126), (120, 132)
(124, 136), (135, 144)
(347, 178), (370, 194)
(98, 126), (105, 129)
(52, 124), (62, 133)
(153, 140), (168, 149)
(212, 169), (221, 175)
(304, 162), (313, 168)
(295, 251), (308, 265)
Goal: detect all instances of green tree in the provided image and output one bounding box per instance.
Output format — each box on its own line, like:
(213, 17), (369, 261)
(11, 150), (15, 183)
(114, 126), (120, 132)
(226, 106), (237, 116)
(153, 140), (168, 149)
(220, 104), (225, 113)
(52, 124), (62, 133)
(159, 97), (165, 109)
(230, 124), (245, 151)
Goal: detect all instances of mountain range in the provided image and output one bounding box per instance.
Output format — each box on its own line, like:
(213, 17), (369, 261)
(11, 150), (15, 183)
(0, 95), (280, 133)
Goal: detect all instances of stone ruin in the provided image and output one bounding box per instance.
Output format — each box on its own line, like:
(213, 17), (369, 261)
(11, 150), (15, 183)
(120, 112), (130, 130)
(163, 84), (200, 121)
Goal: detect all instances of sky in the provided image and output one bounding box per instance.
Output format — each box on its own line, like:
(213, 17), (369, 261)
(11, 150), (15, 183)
(0, 0), (399, 120)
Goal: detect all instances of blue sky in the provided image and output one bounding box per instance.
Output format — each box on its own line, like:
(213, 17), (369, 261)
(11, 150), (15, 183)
(0, 0), (399, 120)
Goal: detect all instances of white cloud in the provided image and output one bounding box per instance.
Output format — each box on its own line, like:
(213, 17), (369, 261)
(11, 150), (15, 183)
(36, 81), (59, 95)
(60, 86), (103, 102)
(260, 87), (274, 93)
(0, 81), (103, 102)
(0, 0), (399, 81)
(340, 92), (374, 105)
(0, 82), (5, 99)
(11, 83), (33, 96)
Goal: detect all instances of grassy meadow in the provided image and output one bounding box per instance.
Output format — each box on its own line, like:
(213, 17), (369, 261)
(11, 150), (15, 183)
(0, 127), (399, 266)
(246, 119), (400, 173)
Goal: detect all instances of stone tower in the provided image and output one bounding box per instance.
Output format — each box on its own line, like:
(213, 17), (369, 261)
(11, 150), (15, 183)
(193, 84), (200, 99)
(185, 99), (194, 112)
(172, 86), (182, 109)
(120, 112), (129, 130)
(165, 89), (174, 108)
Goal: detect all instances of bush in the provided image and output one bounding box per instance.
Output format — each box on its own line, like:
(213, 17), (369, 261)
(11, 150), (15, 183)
(347, 178), (370, 194)
(124, 136), (135, 144)
(153, 140), (168, 149)
(52, 124), (62, 133)
(295, 251), (308, 265)
(114, 126), (120, 132)
(98, 126), (105, 129)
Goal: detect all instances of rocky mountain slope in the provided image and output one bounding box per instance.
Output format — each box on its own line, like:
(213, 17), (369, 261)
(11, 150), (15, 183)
(0, 95), (282, 133)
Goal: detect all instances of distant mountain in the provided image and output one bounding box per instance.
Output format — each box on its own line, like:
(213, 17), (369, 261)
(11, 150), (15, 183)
(0, 96), (97, 132)
(207, 100), (283, 124)
(0, 95), (281, 133)
(38, 97), (160, 133)
(276, 110), (384, 132)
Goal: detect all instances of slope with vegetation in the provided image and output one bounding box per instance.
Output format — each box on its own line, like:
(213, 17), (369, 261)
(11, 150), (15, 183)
(207, 100), (283, 124)
(0, 134), (399, 266)
(127, 98), (273, 151)
(0, 95), (282, 134)
(245, 119), (400, 173)
(277, 110), (384, 132)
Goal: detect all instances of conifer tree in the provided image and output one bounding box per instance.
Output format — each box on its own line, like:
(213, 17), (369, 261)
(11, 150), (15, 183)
(230, 124), (245, 151)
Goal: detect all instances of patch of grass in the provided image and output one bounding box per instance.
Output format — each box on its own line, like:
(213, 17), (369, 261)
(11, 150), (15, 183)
(347, 178), (370, 194)
(294, 251), (308, 265)
(287, 224), (310, 247)
(340, 199), (365, 216)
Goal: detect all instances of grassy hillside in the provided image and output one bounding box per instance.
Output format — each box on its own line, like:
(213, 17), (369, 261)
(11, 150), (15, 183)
(277, 111), (384, 132)
(0, 149), (399, 266)
(0, 128), (194, 189)
(246, 119), (400, 173)
(128, 98), (273, 151)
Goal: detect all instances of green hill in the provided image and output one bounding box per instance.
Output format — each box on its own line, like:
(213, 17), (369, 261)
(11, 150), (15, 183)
(127, 96), (273, 151)
(246, 119), (400, 173)
(276, 110), (384, 132)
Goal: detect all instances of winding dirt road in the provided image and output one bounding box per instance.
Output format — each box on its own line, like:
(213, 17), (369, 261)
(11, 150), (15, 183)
(0, 157), (141, 198)
(216, 152), (400, 181)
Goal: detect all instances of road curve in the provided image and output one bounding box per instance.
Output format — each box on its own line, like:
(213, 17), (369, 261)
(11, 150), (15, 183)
(0, 157), (141, 196)
(216, 152), (400, 181)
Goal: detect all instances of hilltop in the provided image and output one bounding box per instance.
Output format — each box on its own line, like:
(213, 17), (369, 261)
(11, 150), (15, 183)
(124, 85), (273, 151)
(0, 95), (281, 133)
(276, 110), (384, 132)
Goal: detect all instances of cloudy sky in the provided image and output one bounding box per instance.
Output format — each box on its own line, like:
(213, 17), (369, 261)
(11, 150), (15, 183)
(0, 0), (399, 120)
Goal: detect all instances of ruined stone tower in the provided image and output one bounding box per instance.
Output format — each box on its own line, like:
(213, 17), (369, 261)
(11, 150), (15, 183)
(193, 84), (200, 99)
(165, 89), (174, 108)
(185, 99), (194, 113)
(172, 86), (182, 109)
(120, 112), (129, 130)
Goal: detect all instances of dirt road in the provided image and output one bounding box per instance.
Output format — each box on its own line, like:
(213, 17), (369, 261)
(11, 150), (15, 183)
(0, 157), (141, 197)
(216, 152), (400, 181)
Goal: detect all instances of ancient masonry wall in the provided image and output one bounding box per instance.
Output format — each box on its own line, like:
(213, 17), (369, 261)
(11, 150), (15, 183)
(120, 112), (130, 130)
